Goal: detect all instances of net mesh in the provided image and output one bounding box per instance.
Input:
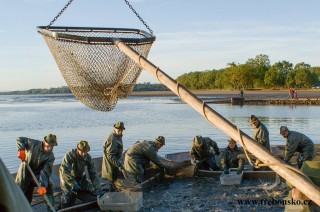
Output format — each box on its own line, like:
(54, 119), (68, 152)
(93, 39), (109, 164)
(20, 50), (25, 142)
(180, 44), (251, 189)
(38, 27), (154, 111)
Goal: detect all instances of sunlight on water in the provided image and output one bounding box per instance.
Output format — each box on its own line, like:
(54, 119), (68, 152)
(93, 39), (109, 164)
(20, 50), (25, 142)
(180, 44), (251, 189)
(0, 94), (319, 173)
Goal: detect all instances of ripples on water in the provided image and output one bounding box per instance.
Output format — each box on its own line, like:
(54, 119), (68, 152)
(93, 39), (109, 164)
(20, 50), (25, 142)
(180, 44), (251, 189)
(0, 94), (319, 173)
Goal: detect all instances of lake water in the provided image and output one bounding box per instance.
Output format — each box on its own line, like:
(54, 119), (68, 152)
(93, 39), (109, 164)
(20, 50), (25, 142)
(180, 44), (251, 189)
(1, 94), (319, 173)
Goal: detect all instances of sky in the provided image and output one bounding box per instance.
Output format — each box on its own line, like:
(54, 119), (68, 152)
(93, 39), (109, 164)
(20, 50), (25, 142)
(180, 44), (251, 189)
(1, 0), (320, 91)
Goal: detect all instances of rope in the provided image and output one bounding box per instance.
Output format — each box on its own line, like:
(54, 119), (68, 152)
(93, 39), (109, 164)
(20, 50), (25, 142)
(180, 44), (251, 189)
(236, 127), (254, 166)
(155, 67), (160, 81)
(202, 102), (209, 121)
(176, 83), (182, 100)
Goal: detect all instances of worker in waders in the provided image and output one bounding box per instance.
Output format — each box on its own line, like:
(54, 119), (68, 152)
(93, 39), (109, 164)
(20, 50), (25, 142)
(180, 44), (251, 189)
(280, 126), (315, 168)
(15, 134), (57, 211)
(220, 138), (244, 175)
(249, 115), (271, 170)
(124, 136), (169, 183)
(101, 121), (127, 191)
(190, 135), (221, 171)
(59, 140), (102, 209)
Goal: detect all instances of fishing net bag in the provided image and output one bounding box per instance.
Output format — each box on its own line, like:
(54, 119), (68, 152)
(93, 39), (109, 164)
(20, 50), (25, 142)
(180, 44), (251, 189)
(37, 26), (155, 111)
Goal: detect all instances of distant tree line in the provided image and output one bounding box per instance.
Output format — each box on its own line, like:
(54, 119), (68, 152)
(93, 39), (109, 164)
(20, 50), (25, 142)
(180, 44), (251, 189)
(0, 83), (169, 95)
(133, 82), (169, 91)
(0, 86), (72, 95)
(176, 54), (320, 90)
(2, 54), (320, 95)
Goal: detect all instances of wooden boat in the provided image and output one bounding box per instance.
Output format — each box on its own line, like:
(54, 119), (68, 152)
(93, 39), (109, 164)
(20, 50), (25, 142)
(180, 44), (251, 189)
(164, 144), (320, 180)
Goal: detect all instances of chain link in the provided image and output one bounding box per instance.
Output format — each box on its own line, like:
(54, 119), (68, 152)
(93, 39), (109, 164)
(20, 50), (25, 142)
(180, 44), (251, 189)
(46, 0), (75, 29)
(46, 0), (154, 35)
(123, 0), (154, 35)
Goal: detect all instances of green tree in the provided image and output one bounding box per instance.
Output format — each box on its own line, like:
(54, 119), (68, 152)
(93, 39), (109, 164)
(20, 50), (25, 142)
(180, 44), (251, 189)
(214, 69), (227, 89)
(245, 54), (271, 88)
(285, 70), (296, 88)
(272, 61), (293, 86)
(264, 67), (281, 89)
(310, 66), (320, 84)
(294, 62), (312, 88)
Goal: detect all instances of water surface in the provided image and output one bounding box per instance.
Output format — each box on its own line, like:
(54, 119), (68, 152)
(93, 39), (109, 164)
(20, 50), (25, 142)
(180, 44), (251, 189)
(0, 94), (319, 173)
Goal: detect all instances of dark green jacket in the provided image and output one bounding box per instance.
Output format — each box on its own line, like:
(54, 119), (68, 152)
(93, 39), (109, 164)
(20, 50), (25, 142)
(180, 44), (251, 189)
(124, 140), (166, 181)
(220, 145), (244, 169)
(190, 137), (220, 164)
(284, 131), (315, 162)
(15, 137), (55, 191)
(101, 132), (123, 183)
(59, 149), (100, 194)
(253, 121), (271, 151)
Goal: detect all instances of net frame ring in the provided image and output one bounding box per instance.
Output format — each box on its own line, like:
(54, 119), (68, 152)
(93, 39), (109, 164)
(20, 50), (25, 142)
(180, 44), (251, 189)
(37, 26), (156, 45)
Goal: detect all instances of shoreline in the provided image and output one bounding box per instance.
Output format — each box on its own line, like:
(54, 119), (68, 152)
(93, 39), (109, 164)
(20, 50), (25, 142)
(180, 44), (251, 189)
(131, 89), (320, 99)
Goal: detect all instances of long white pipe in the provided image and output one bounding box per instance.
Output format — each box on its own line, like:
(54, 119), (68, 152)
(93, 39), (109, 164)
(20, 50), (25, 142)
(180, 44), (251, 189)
(114, 39), (320, 206)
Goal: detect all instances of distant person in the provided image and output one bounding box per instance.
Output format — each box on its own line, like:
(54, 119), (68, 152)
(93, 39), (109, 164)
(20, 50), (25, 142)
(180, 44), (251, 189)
(190, 135), (221, 171)
(124, 136), (169, 183)
(284, 161), (320, 212)
(293, 90), (298, 99)
(288, 88), (294, 98)
(240, 89), (244, 98)
(101, 121), (127, 191)
(59, 141), (102, 209)
(220, 138), (244, 175)
(15, 134), (57, 209)
(280, 126), (315, 168)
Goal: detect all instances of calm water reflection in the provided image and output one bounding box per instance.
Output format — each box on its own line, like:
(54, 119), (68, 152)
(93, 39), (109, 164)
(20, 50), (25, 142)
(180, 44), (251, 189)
(0, 94), (319, 172)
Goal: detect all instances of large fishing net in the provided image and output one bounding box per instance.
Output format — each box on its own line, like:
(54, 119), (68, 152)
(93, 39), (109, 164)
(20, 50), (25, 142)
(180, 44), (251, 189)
(38, 27), (155, 111)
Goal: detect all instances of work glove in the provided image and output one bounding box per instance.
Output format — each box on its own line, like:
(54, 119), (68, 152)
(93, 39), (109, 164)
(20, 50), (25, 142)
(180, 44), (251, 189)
(236, 168), (243, 175)
(18, 150), (26, 162)
(37, 187), (47, 196)
(223, 168), (229, 174)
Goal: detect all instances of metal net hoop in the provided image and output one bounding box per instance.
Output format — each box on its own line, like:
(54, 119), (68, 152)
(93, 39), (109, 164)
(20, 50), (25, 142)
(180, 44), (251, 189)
(38, 26), (155, 111)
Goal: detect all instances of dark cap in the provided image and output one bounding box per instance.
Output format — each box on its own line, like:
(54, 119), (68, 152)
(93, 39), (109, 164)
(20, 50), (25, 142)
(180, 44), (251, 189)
(155, 136), (165, 145)
(228, 138), (236, 143)
(44, 134), (58, 146)
(114, 121), (125, 130)
(194, 135), (203, 145)
(280, 126), (288, 134)
(77, 140), (90, 152)
(249, 115), (259, 124)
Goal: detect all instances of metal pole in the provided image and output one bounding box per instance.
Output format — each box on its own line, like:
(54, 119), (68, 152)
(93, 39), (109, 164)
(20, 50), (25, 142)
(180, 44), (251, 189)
(25, 162), (56, 212)
(114, 39), (320, 206)
(56, 200), (97, 212)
